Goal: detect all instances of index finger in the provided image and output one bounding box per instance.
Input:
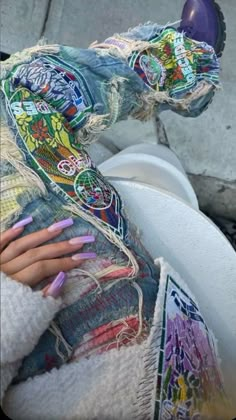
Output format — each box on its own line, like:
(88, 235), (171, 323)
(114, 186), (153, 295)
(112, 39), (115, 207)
(0, 227), (24, 253)
(0, 216), (34, 253)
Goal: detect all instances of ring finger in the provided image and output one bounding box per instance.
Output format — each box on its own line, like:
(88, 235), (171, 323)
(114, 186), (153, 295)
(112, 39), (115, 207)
(11, 253), (97, 286)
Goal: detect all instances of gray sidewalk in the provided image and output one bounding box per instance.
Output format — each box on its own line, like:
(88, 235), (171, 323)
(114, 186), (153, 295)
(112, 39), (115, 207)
(1, 0), (235, 219)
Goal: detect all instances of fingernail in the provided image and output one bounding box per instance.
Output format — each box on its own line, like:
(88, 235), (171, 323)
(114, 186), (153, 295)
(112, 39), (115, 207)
(69, 235), (95, 245)
(48, 218), (74, 232)
(12, 216), (33, 229)
(72, 252), (97, 261)
(46, 272), (66, 298)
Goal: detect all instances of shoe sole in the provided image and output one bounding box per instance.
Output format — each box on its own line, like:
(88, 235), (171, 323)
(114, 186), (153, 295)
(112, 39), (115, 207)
(213, 0), (226, 57)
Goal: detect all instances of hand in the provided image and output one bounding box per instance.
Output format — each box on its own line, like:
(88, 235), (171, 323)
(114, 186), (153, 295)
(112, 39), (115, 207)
(0, 217), (96, 289)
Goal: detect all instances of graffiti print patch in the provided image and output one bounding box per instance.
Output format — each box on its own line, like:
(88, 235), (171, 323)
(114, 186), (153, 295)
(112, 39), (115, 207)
(155, 276), (226, 419)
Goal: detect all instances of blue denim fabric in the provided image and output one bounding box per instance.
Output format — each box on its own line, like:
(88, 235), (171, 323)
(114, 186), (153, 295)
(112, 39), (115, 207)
(5, 23), (219, 131)
(61, 46), (148, 120)
(1, 87), (160, 383)
(0, 22), (219, 383)
(1, 148), (160, 383)
(14, 270), (158, 383)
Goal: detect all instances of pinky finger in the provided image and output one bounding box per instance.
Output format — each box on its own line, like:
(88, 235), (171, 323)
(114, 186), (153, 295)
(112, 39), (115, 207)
(11, 253), (96, 286)
(42, 272), (67, 298)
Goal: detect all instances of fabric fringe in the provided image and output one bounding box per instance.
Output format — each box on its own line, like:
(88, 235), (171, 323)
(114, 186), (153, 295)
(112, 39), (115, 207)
(134, 258), (233, 420)
(131, 281), (144, 340)
(90, 39), (152, 61)
(1, 123), (139, 280)
(77, 113), (109, 145)
(132, 81), (218, 121)
(48, 321), (73, 363)
(89, 20), (180, 60)
(134, 260), (166, 420)
(77, 76), (127, 145)
(103, 280), (145, 351)
(63, 202), (139, 278)
(89, 21), (180, 60)
(90, 27), (220, 121)
(0, 44), (60, 79)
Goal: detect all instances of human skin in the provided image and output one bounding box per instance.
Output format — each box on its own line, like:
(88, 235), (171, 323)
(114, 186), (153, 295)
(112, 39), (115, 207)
(0, 217), (96, 289)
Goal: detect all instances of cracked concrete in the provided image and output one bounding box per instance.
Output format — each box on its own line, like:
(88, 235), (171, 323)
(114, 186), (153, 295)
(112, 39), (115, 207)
(189, 174), (236, 220)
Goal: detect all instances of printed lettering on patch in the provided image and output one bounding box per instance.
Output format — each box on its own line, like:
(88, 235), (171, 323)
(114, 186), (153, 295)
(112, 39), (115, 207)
(129, 28), (200, 95)
(155, 275), (226, 419)
(2, 84), (126, 239)
(11, 55), (94, 130)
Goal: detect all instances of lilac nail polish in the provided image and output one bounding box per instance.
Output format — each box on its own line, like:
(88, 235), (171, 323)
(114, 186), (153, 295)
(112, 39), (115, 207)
(48, 218), (74, 232)
(72, 252), (97, 261)
(46, 272), (66, 298)
(69, 236), (95, 245)
(12, 216), (33, 229)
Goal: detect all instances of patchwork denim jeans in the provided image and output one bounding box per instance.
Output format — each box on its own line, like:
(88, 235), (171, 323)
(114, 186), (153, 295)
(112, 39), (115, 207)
(0, 21), (219, 382)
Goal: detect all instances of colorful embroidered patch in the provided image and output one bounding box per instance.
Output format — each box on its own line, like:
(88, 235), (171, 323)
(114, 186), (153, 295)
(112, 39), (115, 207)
(137, 54), (166, 87)
(2, 82), (126, 239)
(155, 276), (226, 419)
(129, 28), (219, 96)
(11, 55), (94, 130)
(74, 169), (112, 209)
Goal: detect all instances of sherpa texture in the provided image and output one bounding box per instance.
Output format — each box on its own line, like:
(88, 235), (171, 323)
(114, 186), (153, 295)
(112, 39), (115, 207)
(0, 272), (61, 402)
(2, 259), (232, 420)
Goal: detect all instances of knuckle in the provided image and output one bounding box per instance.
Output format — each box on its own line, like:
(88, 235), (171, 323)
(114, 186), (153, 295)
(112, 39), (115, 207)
(7, 241), (19, 255)
(55, 242), (66, 252)
(25, 249), (38, 260)
(60, 258), (73, 272)
(33, 260), (47, 276)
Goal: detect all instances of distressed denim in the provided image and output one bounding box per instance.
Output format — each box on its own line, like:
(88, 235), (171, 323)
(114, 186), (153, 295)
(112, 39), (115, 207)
(1, 84), (160, 382)
(0, 21), (219, 382)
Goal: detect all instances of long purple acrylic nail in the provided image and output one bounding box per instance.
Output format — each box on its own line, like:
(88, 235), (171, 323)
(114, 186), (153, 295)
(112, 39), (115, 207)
(46, 272), (66, 298)
(72, 252), (97, 261)
(48, 218), (74, 232)
(12, 216), (33, 229)
(69, 235), (95, 245)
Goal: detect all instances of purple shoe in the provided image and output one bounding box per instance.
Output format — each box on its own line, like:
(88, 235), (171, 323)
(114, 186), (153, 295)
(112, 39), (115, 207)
(178, 0), (226, 57)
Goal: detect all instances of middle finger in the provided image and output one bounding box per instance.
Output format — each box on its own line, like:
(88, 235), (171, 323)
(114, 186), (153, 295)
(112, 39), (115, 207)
(1, 235), (95, 275)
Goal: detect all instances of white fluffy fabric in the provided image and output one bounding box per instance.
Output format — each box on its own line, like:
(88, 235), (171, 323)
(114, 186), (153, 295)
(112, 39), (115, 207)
(0, 272), (61, 402)
(1, 260), (229, 419)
